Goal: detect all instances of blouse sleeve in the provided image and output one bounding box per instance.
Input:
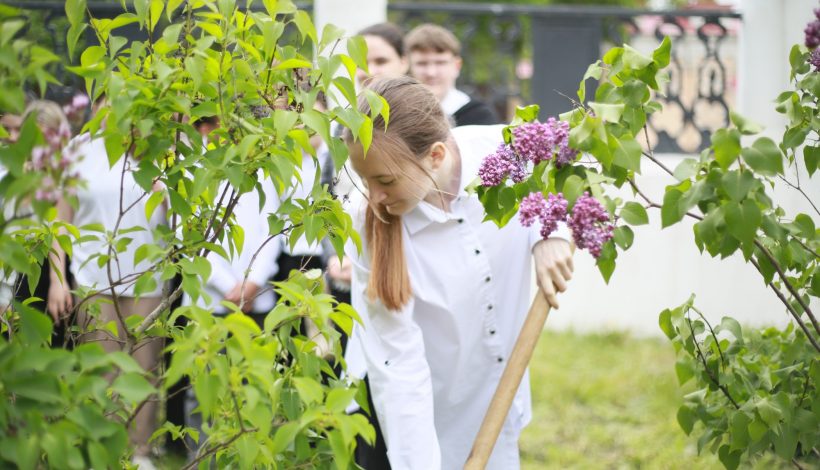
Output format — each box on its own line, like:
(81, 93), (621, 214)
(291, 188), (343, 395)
(349, 253), (442, 470)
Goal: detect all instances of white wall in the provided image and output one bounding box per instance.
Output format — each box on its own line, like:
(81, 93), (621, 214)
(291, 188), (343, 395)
(544, 155), (819, 337)
(738, 0), (814, 139)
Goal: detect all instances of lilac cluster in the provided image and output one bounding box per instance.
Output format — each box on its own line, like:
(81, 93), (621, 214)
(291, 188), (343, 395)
(31, 127), (84, 202)
(478, 117), (578, 187)
(519, 192), (568, 239)
(62, 94), (89, 122)
(512, 121), (553, 164)
(540, 193), (569, 239)
(805, 8), (820, 48)
(478, 144), (526, 186)
(518, 192), (549, 227)
(518, 191), (612, 257)
(566, 192), (614, 258)
(512, 118), (578, 167)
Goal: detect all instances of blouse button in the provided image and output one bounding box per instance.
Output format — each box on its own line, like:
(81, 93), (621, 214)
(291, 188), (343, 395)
(487, 304), (493, 311)
(474, 249), (481, 255)
(485, 276), (491, 283)
(489, 329), (496, 335)
(497, 357), (504, 363)
(457, 218), (464, 224)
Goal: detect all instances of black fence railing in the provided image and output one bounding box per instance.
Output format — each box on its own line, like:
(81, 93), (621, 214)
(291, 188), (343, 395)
(389, 3), (742, 153)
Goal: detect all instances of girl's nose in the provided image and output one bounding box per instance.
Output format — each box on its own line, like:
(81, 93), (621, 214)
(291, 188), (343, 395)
(371, 188), (387, 203)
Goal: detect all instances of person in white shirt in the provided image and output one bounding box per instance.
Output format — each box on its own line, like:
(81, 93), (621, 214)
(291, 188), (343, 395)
(343, 76), (574, 469)
(50, 121), (167, 468)
(405, 23), (499, 127)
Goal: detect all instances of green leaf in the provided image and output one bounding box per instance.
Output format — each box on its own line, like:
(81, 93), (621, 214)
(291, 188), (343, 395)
(561, 175), (585, 207)
(793, 213), (815, 238)
(661, 188), (684, 228)
(782, 125), (808, 149)
(167, 0), (184, 20)
(718, 445), (741, 470)
(724, 199), (761, 244)
(729, 111), (763, 135)
(741, 137), (784, 176)
(319, 23), (345, 51)
(111, 372), (155, 404)
(148, 0), (164, 31)
(652, 36), (672, 68)
(273, 58), (313, 70)
(673, 158), (698, 181)
(674, 358), (695, 385)
(347, 35), (368, 72)
(620, 202), (648, 226)
(270, 422), (300, 455)
(612, 225), (634, 250)
(755, 398), (782, 427)
(748, 419), (767, 442)
(17, 303), (53, 345)
(194, 373), (220, 419)
(292, 10), (317, 44)
(718, 317), (743, 341)
(364, 89), (390, 127)
(721, 170), (755, 203)
(589, 102), (625, 122)
(610, 134), (642, 172)
(577, 63), (602, 103)
(236, 435), (260, 470)
(677, 405), (695, 435)
(144, 189), (165, 221)
(623, 45), (653, 71)
(712, 128), (741, 169)
(293, 376), (324, 404)
(168, 188), (192, 218)
(772, 425), (798, 460)
(513, 104), (540, 124)
(803, 145), (819, 177)
(658, 308), (676, 339)
(325, 388), (358, 414)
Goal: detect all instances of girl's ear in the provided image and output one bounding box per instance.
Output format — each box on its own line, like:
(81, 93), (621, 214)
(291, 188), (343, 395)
(427, 141), (448, 170)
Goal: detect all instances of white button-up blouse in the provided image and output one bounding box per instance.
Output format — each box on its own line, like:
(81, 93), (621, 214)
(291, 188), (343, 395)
(347, 125), (564, 470)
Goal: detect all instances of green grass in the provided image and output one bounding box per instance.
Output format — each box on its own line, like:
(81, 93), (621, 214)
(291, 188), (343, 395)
(520, 330), (790, 470)
(157, 330), (793, 469)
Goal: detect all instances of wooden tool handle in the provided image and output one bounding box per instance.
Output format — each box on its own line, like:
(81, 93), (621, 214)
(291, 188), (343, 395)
(464, 291), (551, 470)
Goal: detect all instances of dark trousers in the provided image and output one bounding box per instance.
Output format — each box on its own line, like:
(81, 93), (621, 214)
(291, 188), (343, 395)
(355, 375), (391, 470)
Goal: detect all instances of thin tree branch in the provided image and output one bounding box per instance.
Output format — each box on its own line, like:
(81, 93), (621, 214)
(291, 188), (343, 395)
(777, 175), (820, 217)
(754, 241), (820, 336)
(685, 314), (740, 409)
(182, 427), (258, 470)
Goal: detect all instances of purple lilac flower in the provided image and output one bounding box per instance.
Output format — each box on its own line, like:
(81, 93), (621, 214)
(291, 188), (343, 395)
(811, 49), (820, 71)
(550, 119), (579, 167)
(805, 9), (820, 48)
(518, 192), (548, 227)
(540, 193), (568, 238)
(512, 121), (554, 164)
(511, 118), (578, 167)
(63, 93), (90, 120)
(567, 192), (614, 258)
(479, 144), (525, 186)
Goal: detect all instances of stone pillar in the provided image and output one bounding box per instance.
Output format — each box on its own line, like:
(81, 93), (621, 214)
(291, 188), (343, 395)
(314, 0), (387, 40)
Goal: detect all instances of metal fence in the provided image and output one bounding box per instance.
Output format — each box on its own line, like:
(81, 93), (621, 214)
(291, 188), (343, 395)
(389, 3), (742, 153)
